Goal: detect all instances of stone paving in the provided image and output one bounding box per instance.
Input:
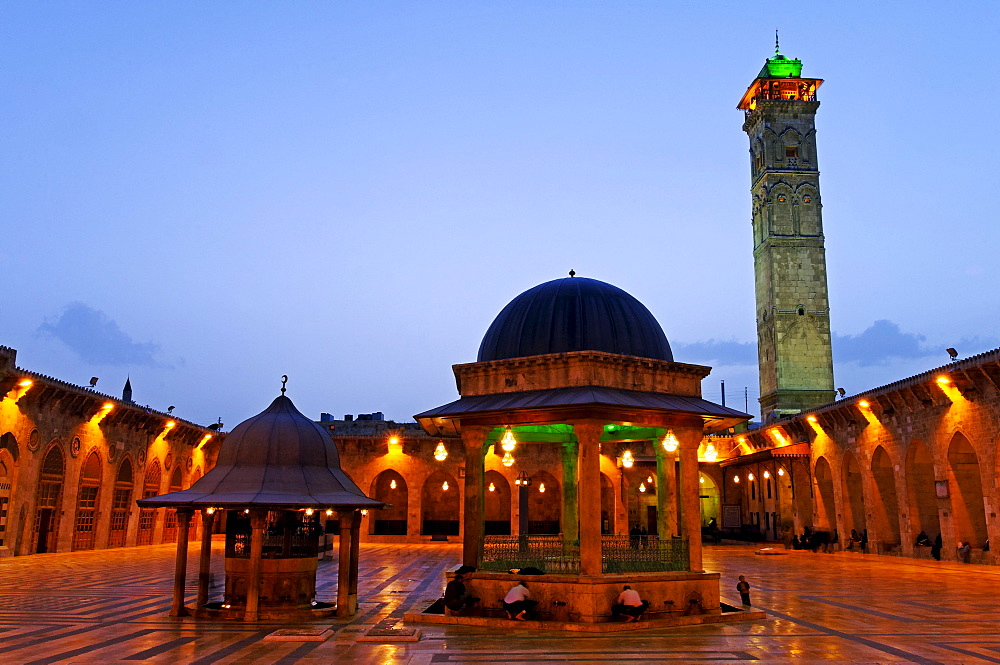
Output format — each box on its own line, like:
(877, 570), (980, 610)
(0, 541), (998, 664)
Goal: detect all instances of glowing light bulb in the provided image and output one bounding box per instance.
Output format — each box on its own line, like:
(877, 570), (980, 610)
(621, 450), (634, 468)
(165, 420), (176, 428)
(763, 470), (770, 479)
(699, 476), (705, 484)
(389, 479), (397, 489)
(18, 379), (32, 387)
(937, 376), (951, 384)
(361, 509), (368, 516)
(661, 429), (679, 453)
(102, 403), (114, 411)
(206, 507), (215, 515)
(807, 415), (818, 422)
(488, 482), (496, 492)
(733, 475), (740, 484)
(646, 476), (653, 484)
(778, 467), (785, 476)
(325, 509), (334, 516)
(703, 443), (718, 462)
(434, 441), (448, 461)
(305, 508), (314, 516)
(538, 483), (545, 493)
(502, 451), (515, 467)
(639, 482), (647, 493)
(441, 481), (449, 491)
(500, 426), (517, 452)
(858, 400), (870, 409)
(748, 473), (755, 482)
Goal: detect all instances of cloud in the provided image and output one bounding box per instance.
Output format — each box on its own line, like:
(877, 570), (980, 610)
(672, 339), (756, 366)
(37, 302), (166, 367)
(675, 320), (1000, 370)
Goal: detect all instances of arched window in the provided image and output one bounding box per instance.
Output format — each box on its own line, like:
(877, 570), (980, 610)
(72, 452), (102, 550)
(108, 458), (134, 547)
(34, 445), (65, 553)
(161, 466), (184, 543)
(136, 461), (161, 546)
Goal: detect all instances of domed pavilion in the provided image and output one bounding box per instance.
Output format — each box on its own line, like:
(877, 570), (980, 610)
(415, 275), (749, 625)
(138, 385), (383, 621)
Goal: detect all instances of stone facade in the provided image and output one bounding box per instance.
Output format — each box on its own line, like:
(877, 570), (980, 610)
(715, 348), (1000, 564)
(0, 346), (221, 556)
(742, 69), (835, 421)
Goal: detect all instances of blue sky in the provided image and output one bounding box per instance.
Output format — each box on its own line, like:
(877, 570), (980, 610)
(3, 2), (999, 425)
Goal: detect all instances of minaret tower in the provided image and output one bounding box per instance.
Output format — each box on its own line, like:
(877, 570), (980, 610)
(738, 37), (835, 421)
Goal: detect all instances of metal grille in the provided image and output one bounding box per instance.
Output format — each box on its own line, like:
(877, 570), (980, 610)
(225, 511), (321, 559)
(72, 486), (99, 550)
(481, 536), (580, 574)
(601, 536), (688, 573)
(136, 508), (156, 545)
(162, 510), (178, 543)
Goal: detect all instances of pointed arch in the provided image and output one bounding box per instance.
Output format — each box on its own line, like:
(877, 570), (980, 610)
(697, 471), (719, 531)
(948, 432), (987, 547)
(72, 451), (103, 550)
(484, 470), (511, 535)
(814, 456), (836, 530)
(420, 470), (459, 536)
(136, 460), (161, 545)
(905, 439), (940, 546)
(161, 466), (184, 543)
(108, 457), (134, 547)
(526, 470), (560, 535)
(34, 443), (65, 553)
(370, 469), (408, 535)
(870, 446), (901, 549)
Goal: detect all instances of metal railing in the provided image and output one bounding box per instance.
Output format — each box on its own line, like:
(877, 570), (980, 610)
(601, 535), (688, 573)
(481, 535), (580, 574)
(480, 535), (689, 574)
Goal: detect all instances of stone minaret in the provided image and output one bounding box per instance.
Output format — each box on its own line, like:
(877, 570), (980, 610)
(738, 43), (835, 421)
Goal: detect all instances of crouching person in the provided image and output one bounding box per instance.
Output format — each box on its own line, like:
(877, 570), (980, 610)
(611, 585), (650, 622)
(443, 573), (480, 616)
(502, 581), (538, 621)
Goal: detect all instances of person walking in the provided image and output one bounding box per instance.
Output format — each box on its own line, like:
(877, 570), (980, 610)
(736, 575), (751, 606)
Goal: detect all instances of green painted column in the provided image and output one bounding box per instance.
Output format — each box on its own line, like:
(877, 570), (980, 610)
(561, 440), (578, 546)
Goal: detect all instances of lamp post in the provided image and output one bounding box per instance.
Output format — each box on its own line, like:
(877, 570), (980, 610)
(515, 471), (532, 551)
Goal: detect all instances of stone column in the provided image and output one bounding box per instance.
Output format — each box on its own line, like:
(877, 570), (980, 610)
(574, 422), (603, 576)
(348, 510), (362, 615)
(677, 428), (704, 573)
(196, 509), (215, 610)
(244, 509), (266, 622)
(561, 440), (579, 545)
(655, 439), (677, 539)
(169, 508), (193, 617)
(460, 426), (490, 568)
(337, 511), (353, 618)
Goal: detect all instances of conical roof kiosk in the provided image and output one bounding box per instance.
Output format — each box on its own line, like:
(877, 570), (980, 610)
(138, 388), (384, 621)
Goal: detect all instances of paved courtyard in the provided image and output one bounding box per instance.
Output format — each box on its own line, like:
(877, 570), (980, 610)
(0, 541), (997, 664)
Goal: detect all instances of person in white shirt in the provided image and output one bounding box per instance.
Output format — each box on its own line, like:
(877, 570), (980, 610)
(613, 585), (649, 622)
(502, 581), (535, 620)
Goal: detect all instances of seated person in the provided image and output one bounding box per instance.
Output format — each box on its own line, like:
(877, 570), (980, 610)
(502, 581), (537, 621)
(443, 573), (479, 615)
(914, 531), (931, 547)
(611, 585), (650, 622)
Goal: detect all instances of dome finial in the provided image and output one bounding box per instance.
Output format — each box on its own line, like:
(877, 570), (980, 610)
(280, 374), (288, 395)
(775, 29), (780, 56)
(568, 269), (576, 277)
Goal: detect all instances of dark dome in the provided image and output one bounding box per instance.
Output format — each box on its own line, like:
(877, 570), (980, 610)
(477, 276), (673, 362)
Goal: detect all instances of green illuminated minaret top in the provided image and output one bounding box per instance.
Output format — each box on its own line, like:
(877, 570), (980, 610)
(757, 32), (803, 78)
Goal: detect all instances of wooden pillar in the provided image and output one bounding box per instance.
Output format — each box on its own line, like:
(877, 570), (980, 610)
(244, 509), (266, 622)
(677, 427), (704, 572)
(336, 511), (352, 618)
(561, 441), (579, 545)
(169, 508), (193, 617)
(460, 426), (489, 568)
(348, 510), (362, 615)
(574, 422), (603, 576)
(196, 509), (215, 610)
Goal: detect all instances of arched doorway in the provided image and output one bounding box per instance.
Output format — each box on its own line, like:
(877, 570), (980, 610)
(72, 452), (103, 550)
(527, 470), (560, 535)
(905, 439), (940, 545)
(421, 470), (459, 536)
(814, 457), (836, 531)
(161, 466), (183, 543)
(842, 451), (867, 535)
(34, 444), (65, 553)
(370, 470), (408, 535)
(600, 472), (616, 535)
(484, 470), (511, 535)
(136, 461), (161, 545)
(870, 446), (901, 550)
(948, 433), (987, 547)
(698, 472), (719, 529)
(108, 458), (134, 547)
(0, 434), (17, 550)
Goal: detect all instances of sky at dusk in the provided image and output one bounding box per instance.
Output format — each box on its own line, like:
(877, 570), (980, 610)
(3, 2), (999, 427)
